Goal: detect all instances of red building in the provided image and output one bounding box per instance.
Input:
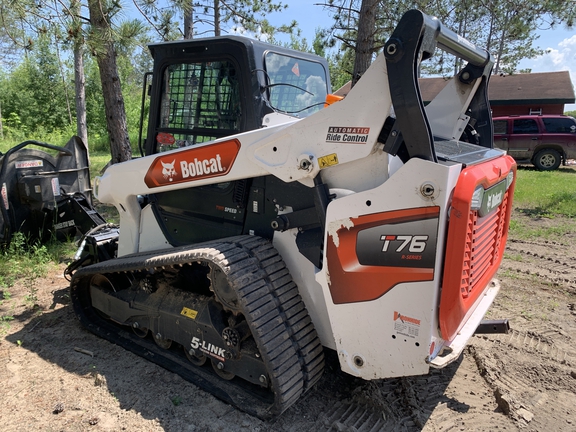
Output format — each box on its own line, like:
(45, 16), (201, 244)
(419, 71), (575, 116)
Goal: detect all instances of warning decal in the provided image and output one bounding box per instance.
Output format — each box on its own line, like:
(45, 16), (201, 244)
(393, 311), (420, 338)
(15, 160), (43, 169)
(318, 153), (339, 168)
(181, 307), (198, 319)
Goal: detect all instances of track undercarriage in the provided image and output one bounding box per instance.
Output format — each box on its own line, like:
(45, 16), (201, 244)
(69, 235), (324, 418)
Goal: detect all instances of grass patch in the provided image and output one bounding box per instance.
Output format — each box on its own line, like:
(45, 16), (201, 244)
(89, 151), (113, 175)
(513, 167), (576, 218)
(0, 233), (52, 289)
(0, 233), (74, 310)
(508, 216), (576, 241)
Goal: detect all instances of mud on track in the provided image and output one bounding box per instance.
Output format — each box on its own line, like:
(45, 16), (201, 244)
(1, 212), (575, 431)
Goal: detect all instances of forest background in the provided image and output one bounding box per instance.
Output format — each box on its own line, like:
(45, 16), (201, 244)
(0, 0), (575, 161)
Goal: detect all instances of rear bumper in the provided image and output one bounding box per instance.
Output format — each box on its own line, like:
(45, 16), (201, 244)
(430, 278), (500, 368)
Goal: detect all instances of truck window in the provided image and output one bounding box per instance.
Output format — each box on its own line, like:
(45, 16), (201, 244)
(493, 120), (507, 134)
(264, 52), (328, 118)
(157, 61), (241, 152)
(512, 119), (538, 134)
(542, 117), (576, 133)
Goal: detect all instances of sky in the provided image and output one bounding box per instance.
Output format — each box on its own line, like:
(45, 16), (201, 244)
(520, 30), (576, 111)
(267, 2), (576, 111)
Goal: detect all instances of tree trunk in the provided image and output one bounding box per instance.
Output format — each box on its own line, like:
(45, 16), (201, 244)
(71, 0), (88, 150)
(184, 2), (193, 39)
(352, 0), (378, 88)
(74, 43), (89, 150)
(87, 0), (132, 163)
(214, 0), (220, 36)
(55, 38), (74, 125)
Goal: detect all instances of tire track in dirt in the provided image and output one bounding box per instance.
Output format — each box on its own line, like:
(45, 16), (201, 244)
(470, 328), (576, 431)
(283, 353), (517, 431)
(502, 239), (576, 291)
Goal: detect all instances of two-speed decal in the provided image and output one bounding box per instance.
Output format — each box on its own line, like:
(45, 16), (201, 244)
(144, 139), (240, 188)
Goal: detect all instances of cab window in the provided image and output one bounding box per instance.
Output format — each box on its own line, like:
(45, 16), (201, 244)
(156, 60), (241, 152)
(264, 52), (328, 118)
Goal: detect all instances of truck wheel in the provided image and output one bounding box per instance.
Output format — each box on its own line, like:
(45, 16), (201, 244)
(533, 149), (561, 171)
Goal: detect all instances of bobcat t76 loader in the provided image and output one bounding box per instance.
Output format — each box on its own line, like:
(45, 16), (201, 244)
(68, 10), (516, 417)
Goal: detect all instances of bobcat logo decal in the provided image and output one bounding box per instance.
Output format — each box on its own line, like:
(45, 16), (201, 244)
(144, 139), (241, 189)
(161, 160), (177, 181)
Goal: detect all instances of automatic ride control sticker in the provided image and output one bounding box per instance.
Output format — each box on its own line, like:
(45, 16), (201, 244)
(1, 183), (8, 210)
(326, 126), (370, 143)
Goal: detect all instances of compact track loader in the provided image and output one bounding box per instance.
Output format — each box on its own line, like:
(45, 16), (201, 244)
(68, 10), (516, 417)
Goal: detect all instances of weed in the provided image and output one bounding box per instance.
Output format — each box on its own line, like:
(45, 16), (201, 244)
(0, 232), (62, 310)
(503, 252), (524, 262)
(520, 310), (534, 320)
(509, 219), (576, 241)
(498, 269), (520, 280)
(171, 396), (183, 406)
(24, 287), (39, 308)
(0, 314), (15, 337)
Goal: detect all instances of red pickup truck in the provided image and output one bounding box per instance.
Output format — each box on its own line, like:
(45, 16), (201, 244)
(493, 115), (576, 170)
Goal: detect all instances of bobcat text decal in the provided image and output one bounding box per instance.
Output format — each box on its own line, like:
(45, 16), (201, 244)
(144, 139), (240, 188)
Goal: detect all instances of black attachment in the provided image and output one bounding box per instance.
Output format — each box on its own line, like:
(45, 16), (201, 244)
(0, 136), (103, 246)
(474, 319), (510, 335)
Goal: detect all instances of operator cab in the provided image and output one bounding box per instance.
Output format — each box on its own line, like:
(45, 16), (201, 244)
(143, 36), (331, 155)
(140, 37), (331, 249)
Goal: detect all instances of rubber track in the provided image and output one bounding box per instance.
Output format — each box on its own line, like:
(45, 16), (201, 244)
(70, 235), (324, 417)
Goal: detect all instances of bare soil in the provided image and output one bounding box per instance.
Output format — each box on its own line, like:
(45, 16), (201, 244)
(1, 211), (576, 431)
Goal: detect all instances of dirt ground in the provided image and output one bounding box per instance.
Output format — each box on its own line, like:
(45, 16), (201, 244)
(1, 200), (576, 431)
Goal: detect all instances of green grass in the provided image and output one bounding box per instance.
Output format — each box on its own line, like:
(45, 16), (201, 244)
(512, 166), (576, 218)
(0, 233), (73, 290)
(90, 151), (113, 175)
(509, 218), (576, 240)
(508, 166), (576, 240)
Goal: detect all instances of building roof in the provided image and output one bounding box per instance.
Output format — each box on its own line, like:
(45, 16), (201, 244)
(419, 71), (575, 105)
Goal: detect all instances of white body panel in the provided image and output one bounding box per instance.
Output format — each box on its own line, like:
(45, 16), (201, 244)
(424, 76), (481, 141)
(316, 158), (462, 378)
(139, 204), (171, 252)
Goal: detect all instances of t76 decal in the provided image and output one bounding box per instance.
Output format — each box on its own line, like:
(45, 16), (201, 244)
(327, 206), (440, 304)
